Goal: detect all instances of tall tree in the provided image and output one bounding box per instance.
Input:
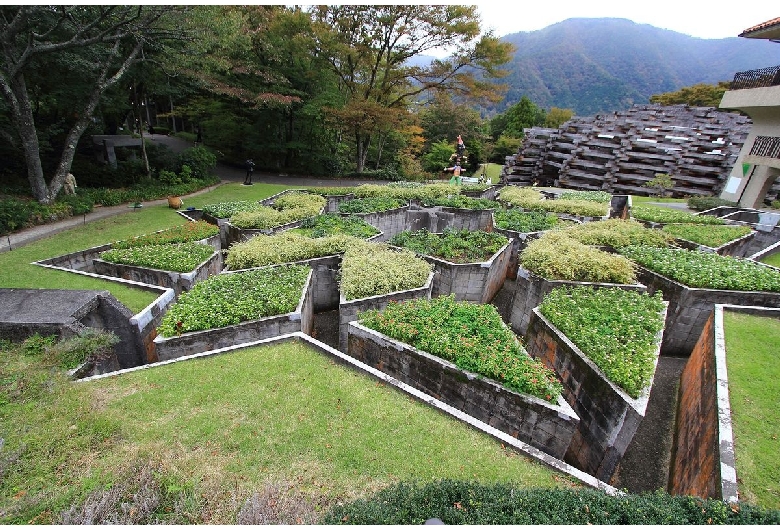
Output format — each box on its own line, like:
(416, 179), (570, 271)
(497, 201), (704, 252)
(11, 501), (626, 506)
(0, 6), (182, 203)
(308, 5), (513, 173)
(649, 82), (731, 107)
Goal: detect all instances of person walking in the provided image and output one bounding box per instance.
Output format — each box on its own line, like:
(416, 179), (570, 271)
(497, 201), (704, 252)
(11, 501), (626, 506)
(244, 158), (255, 185)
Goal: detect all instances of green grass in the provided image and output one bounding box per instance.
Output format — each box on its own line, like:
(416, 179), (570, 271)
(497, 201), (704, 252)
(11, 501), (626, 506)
(0, 338), (571, 524)
(723, 312), (780, 510)
(760, 251), (780, 268)
(471, 163), (502, 184)
(0, 183), (288, 314)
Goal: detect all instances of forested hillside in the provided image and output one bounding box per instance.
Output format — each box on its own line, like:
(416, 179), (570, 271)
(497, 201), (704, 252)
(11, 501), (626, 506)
(495, 18), (780, 115)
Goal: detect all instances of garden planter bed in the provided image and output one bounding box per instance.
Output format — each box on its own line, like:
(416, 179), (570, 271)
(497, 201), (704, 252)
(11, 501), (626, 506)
(346, 321), (579, 460)
(153, 267), (314, 361)
(524, 304), (666, 482)
(93, 245), (223, 295)
(338, 271), (434, 351)
(632, 264), (780, 356)
(460, 184), (498, 200)
(672, 229), (756, 257)
(508, 266), (647, 337)
(224, 217), (314, 247)
(322, 193), (356, 213)
(337, 204), (410, 242)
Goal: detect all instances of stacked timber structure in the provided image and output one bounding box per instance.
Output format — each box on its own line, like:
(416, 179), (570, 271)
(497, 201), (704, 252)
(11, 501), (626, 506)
(503, 104), (752, 197)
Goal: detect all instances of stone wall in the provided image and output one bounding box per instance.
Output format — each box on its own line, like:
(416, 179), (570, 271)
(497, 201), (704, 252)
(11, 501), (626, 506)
(341, 206), (410, 242)
(346, 322), (579, 460)
(525, 307), (664, 483)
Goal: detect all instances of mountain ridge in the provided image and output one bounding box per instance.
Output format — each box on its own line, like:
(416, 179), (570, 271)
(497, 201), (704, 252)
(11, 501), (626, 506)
(484, 17), (780, 115)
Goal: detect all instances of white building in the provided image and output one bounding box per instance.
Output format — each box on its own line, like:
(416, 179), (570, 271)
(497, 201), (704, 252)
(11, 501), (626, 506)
(719, 17), (780, 208)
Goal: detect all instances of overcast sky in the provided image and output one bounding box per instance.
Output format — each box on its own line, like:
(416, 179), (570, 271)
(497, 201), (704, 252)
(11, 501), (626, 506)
(475, 0), (778, 40)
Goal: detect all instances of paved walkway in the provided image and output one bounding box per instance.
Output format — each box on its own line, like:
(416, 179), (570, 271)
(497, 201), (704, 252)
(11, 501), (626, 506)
(1, 135), (372, 252)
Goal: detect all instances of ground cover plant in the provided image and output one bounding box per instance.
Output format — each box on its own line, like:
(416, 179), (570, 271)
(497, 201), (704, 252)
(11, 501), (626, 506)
(349, 183), (459, 203)
(558, 190), (612, 203)
(661, 223), (753, 248)
(157, 264), (310, 336)
(322, 479), (779, 525)
(110, 220), (219, 249)
(538, 286), (666, 398)
(230, 192), (326, 230)
(291, 214), (380, 239)
(0, 337), (570, 524)
(225, 233), (359, 270)
(723, 312), (780, 510)
(388, 228), (508, 263)
(631, 205), (726, 225)
(519, 232), (637, 284)
(359, 295), (562, 402)
(418, 195), (499, 210)
(619, 245), (780, 292)
(304, 186), (358, 197)
(493, 209), (562, 233)
(99, 242), (216, 273)
(340, 241), (432, 301)
(498, 187), (608, 217)
(562, 219), (674, 249)
(337, 196), (406, 214)
(201, 200), (261, 219)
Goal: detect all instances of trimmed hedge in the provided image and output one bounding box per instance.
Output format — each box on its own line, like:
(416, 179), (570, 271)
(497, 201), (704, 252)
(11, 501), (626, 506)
(322, 480), (780, 525)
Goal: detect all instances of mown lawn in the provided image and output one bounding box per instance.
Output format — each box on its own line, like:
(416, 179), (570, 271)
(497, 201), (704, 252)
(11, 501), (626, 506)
(0, 338), (573, 524)
(723, 311), (780, 510)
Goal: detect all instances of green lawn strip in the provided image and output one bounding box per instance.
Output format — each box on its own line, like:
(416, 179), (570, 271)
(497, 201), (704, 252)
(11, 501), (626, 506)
(723, 312), (780, 510)
(761, 252), (780, 268)
(0, 184), (288, 314)
(0, 339), (569, 524)
(661, 223), (753, 248)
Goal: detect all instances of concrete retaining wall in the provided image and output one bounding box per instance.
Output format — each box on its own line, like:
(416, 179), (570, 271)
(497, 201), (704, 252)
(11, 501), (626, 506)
(509, 266), (647, 338)
(93, 246), (223, 295)
(346, 322), (579, 460)
(411, 239), (511, 303)
(635, 265), (780, 356)
(339, 205), (409, 242)
(153, 268), (314, 361)
(338, 271), (434, 351)
(525, 306), (664, 482)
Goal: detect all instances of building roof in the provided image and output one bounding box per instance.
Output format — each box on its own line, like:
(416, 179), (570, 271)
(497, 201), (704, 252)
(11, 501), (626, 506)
(739, 17), (780, 39)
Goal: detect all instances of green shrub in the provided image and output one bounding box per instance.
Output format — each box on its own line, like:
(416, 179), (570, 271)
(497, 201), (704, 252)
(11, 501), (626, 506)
(498, 187), (608, 217)
(558, 190), (612, 203)
(176, 146), (217, 179)
(225, 233), (360, 269)
(229, 193), (326, 230)
(389, 228), (508, 263)
(520, 232), (637, 284)
(540, 286), (665, 397)
(158, 265), (310, 336)
(112, 221), (219, 249)
(562, 219), (674, 249)
(202, 200), (261, 219)
(631, 205), (725, 224)
(0, 197), (37, 234)
(661, 223), (753, 248)
(359, 296), (562, 402)
(100, 242), (216, 273)
(493, 209), (560, 233)
(619, 245), (780, 292)
(293, 214), (380, 239)
(322, 479), (780, 525)
(687, 196), (738, 211)
(340, 241), (431, 301)
(338, 196), (406, 214)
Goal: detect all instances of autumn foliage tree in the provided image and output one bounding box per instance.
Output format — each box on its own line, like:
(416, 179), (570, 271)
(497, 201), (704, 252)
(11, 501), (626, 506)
(308, 5), (513, 173)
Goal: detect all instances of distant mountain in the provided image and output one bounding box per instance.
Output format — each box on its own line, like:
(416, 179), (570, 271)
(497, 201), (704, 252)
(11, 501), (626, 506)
(491, 18), (780, 116)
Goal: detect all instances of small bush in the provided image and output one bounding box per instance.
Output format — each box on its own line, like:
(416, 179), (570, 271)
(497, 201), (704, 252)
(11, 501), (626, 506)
(520, 232), (636, 284)
(687, 196), (738, 211)
(340, 241), (432, 300)
(322, 479), (780, 525)
(176, 146), (217, 179)
(563, 219), (674, 249)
